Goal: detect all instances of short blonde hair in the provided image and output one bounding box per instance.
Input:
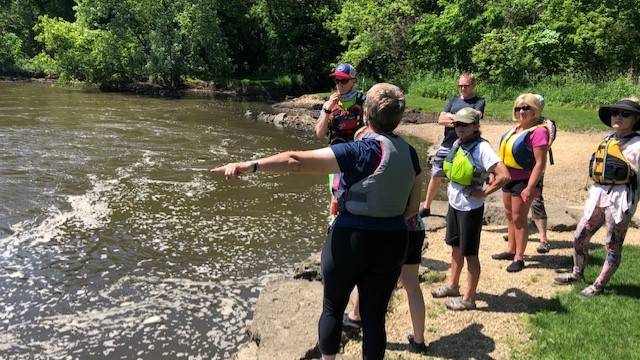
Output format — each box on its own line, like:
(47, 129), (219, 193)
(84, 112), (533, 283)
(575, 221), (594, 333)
(512, 93), (543, 121)
(365, 83), (405, 133)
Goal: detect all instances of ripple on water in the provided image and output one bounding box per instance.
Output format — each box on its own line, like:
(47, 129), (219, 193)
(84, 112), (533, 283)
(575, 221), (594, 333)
(0, 86), (328, 359)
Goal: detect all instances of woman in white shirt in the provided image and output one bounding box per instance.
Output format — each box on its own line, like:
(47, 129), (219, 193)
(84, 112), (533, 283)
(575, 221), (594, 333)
(554, 98), (640, 297)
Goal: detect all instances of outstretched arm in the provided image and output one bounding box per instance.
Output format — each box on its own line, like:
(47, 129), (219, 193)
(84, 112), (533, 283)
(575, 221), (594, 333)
(211, 147), (340, 180)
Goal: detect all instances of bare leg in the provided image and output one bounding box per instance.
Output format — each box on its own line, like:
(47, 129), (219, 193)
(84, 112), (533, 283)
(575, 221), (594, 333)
(511, 194), (534, 260)
(400, 264), (425, 344)
(502, 192), (516, 254)
(464, 255), (481, 302)
(449, 246), (464, 289)
(422, 176), (443, 210)
(347, 287), (361, 321)
(533, 218), (548, 243)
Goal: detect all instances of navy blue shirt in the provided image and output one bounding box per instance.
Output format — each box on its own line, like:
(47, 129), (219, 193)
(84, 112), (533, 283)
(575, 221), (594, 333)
(441, 96), (486, 148)
(330, 135), (421, 230)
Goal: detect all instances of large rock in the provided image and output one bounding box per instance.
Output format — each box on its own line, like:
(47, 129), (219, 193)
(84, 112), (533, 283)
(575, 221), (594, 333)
(540, 205), (579, 231)
(423, 216), (446, 232)
(482, 202), (507, 225)
(244, 279), (323, 360)
(294, 252), (322, 281)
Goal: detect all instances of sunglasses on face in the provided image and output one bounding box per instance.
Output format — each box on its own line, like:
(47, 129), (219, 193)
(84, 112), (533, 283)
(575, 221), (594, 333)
(514, 105), (532, 112)
(453, 122), (471, 128)
(334, 78), (351, 85)
(611, 110), (633, 118)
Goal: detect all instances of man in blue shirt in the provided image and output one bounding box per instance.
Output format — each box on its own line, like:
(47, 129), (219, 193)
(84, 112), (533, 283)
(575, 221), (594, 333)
(420, 73), (486, 217)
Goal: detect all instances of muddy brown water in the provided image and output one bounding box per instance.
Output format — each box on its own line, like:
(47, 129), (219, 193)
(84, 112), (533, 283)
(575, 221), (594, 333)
(0, 82), (432, 359)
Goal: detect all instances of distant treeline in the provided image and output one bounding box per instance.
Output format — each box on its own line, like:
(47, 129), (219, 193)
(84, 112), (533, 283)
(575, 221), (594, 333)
(2, 0), (640, 91)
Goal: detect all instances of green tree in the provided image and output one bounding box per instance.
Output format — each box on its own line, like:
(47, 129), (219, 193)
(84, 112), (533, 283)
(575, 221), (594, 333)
(326, 0), (427, 82)
(250, 0), (342, 86)
(409, 0), (486, 73)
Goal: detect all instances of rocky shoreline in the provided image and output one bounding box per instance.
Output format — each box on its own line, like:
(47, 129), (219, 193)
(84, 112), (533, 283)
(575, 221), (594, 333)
(251, 94), (435, 133)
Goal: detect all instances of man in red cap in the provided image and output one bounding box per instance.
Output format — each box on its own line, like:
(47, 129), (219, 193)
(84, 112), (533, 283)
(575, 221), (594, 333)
(315, 64), (367, 221)
(314, 63), (365, 145)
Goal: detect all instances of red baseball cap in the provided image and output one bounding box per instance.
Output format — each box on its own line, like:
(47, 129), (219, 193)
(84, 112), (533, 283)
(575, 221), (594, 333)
(329, 63), (357, 79)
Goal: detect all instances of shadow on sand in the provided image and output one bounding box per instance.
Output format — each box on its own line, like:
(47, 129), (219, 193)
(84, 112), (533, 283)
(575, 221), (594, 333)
(387, 323), (496, 359)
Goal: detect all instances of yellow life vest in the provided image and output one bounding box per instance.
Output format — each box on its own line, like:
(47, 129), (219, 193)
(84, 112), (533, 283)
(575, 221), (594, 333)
(499, 122), (554, 170)
(589, 134), (638, 185)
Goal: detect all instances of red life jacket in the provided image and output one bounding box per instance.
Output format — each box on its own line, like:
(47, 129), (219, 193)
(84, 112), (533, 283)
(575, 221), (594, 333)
(327, 91), (365, 144)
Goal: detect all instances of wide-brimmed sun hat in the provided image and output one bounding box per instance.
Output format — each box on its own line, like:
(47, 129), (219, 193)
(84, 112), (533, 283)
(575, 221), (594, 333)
(598, 99), (640, 130)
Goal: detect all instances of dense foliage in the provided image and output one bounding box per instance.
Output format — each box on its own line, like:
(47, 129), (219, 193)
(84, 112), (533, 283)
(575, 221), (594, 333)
(2, 0), (640, 90)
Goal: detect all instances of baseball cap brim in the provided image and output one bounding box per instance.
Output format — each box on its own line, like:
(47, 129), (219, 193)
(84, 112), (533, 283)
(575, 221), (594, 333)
(329, 72), (353, 79)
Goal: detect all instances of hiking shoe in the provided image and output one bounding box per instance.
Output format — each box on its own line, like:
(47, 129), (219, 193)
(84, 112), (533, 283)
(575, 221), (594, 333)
(419, 206), (431, 218)
(536, 241), (551, 254)
(431, 285), (461, 298)
(445, 296), (477, 311)
(506, 260), (525, 272)
(342, 313), (362, 329)
(553, 273), (583, 285)
(579, 285), (603, 297)
(491, 252), (515, 261)
(407, 335), (428, 353)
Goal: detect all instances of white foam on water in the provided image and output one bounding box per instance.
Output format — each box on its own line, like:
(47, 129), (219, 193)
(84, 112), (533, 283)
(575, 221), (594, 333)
(1, 175), (114, 254)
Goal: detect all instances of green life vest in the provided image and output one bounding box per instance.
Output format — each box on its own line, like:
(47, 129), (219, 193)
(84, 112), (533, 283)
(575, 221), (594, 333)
(443, 138), (484, 186)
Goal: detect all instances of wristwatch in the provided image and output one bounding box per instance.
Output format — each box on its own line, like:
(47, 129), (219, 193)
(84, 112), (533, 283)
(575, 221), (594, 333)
(322, 107), (331, 114)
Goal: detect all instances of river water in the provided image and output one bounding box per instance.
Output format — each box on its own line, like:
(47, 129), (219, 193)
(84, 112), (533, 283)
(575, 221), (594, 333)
(0, 82), (430, 359)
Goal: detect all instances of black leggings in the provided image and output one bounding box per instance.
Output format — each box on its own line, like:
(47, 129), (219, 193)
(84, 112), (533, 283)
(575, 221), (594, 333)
(319, 226), (408, 359)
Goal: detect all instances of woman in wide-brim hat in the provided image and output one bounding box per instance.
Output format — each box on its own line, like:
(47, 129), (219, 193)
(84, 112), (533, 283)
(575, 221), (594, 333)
(554, 97), (640, 296)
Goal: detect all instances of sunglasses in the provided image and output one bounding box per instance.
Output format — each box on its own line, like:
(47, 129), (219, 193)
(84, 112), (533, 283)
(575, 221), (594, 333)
(514, 105), (532, 112)
(453, 122), (472, 127)
(611, 110), (633, 118)
(334, 78), (352, 85)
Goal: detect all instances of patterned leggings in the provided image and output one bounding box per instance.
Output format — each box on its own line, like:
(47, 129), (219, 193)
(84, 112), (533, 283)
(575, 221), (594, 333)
(572, 206), (631, 290)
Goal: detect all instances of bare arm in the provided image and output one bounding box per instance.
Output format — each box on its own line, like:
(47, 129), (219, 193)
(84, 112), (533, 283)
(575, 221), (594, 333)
(314, 95), (339, 139)
(482, 161), (510, 196)
(521, 145), (548, 202)
(437, 111), (456, 128)
(314, 112), (329, 139)
(210, 147), (340, 179)
(403, 172), (424, 219)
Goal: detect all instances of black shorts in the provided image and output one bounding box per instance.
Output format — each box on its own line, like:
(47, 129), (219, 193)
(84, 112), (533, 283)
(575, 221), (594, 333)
(502, 178), (543, 196)
(445, 205), (484, 256)
(405, 230), (426, 265)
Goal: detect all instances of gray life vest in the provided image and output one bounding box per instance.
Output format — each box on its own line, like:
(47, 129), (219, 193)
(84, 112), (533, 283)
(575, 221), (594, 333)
(339, 133), (416, 217)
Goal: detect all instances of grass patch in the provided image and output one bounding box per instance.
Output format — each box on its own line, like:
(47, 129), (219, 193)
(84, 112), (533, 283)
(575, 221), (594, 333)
(408, 73), (640, 108)
(422, 271), (447, 285)
(525, 245), (640, 360)
(405, 93), (606, 132)
(314, 78), (610, 131)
